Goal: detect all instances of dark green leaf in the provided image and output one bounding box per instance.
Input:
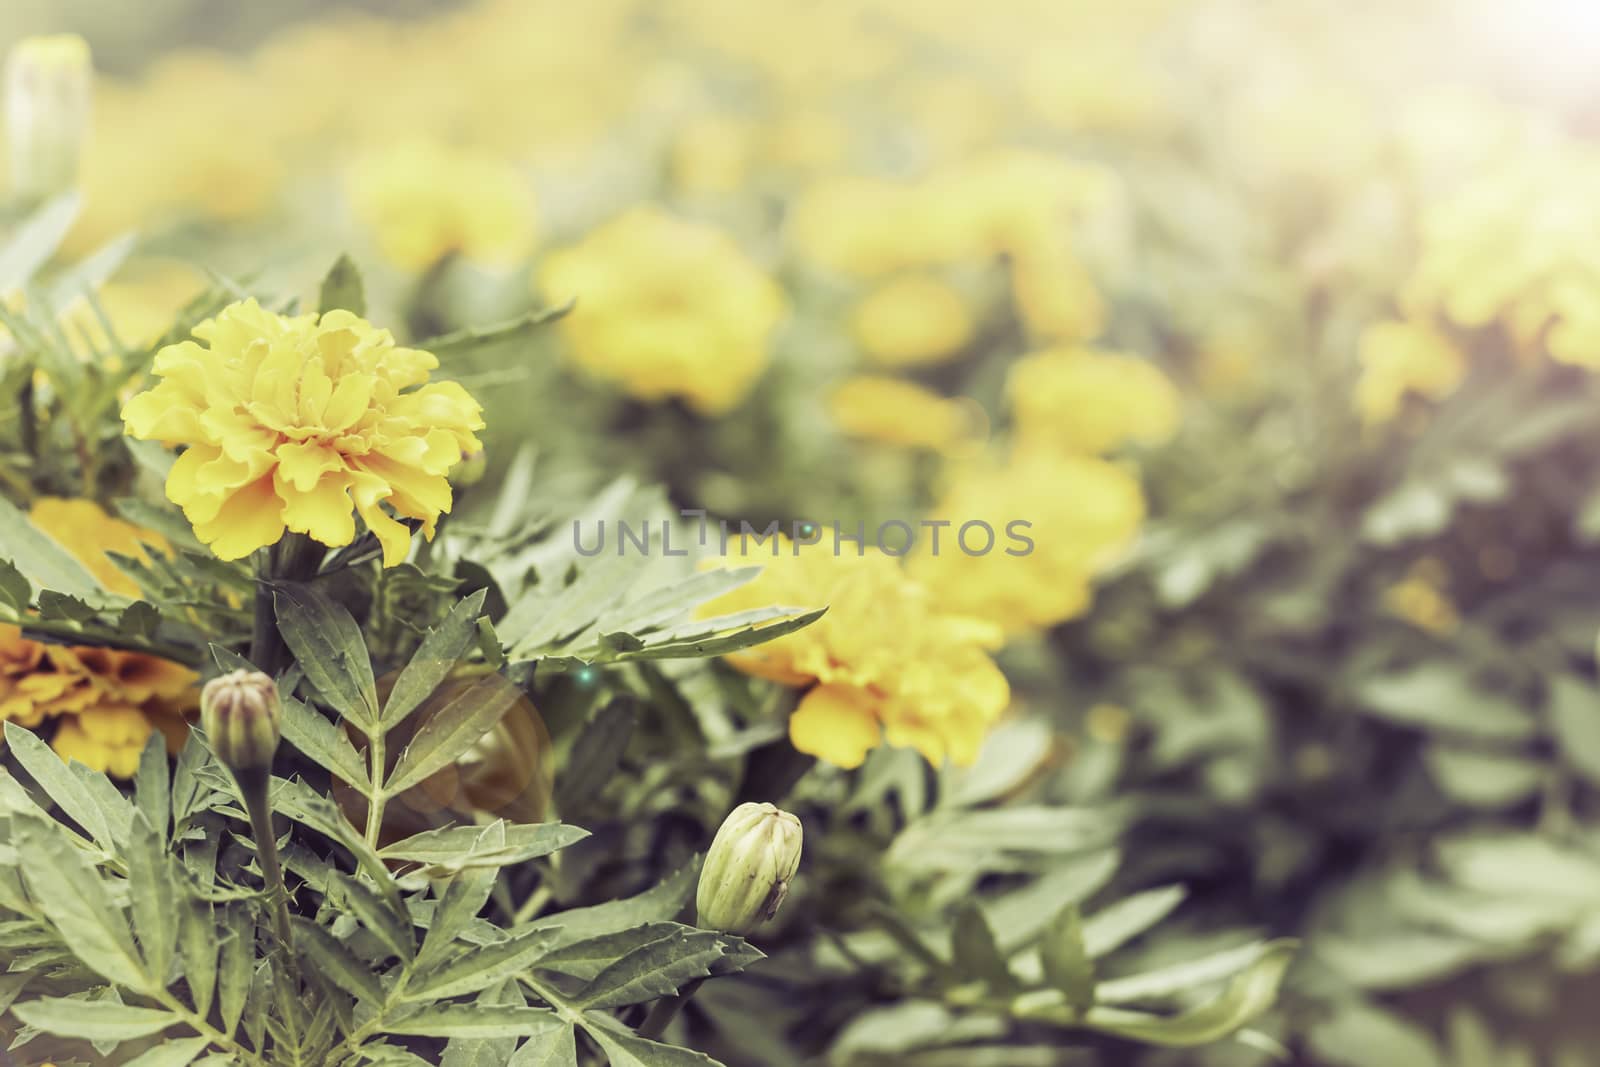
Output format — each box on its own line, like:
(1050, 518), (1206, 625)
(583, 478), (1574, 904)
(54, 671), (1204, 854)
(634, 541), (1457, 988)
(384, 673), (521, 796)
(1040, 904), (1094, 1009)
(319, 253), (366, 316)
(274, 582), (379, 729)
(384, 589), (488, 728)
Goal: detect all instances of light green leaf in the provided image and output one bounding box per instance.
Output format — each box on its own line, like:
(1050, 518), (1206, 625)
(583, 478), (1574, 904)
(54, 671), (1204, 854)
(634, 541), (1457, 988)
(421, 303), (572, 363)
(218, 906), (254, 1038)
(1355, 666), (1535, 740)
(416, 861), (498, 971)
(408, 925), (565, 1000)
(1039, 904), (1094, 1010)
(0, 493), (102, 600)
(134, 731), (171, 841)
(1548, 674), (1600, 785)
(509, 1022), (578, 1066)
(384, 589), (488, 727)
(384, 1005), (566, 1039)
(0, 192), (81, 290)
(333, 873), (415, 962)
(577, 927), (762, 1009)
(279, 691), (369, 789)
(1078, 941), (1296, 1047)
(379, 820), (587, 873)
(125, 810), (177, 984)
(294, 918), (385, 1005)
(5, 719), (113, 844)
(15, 822), (147, 989)
(533, 862), (697, 950)
(587, 1024), (725, 1066)
(120, 1035), (213, 1067)
(888, 806), (1124, 872)
(274, 582), (379, 729)
(178, 897), (218, 1019)
(0, 557), (31, 612)
(1082, 886), (1187, 958)
(1097, 940), (1282, 1005)
(10, 996), (177, 1041)
(384, 673), (521, 796)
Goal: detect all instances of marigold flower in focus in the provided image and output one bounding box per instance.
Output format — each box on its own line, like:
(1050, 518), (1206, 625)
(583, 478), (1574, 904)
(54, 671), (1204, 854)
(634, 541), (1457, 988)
(347, 139), (537, 271)
(121, 299), (484, 565)
(27, 497), (169, 598)
(1354, 319), (1465, 425)
(0, 624), (197, 776)
(539, 206), (785, 415)
(827, 376), (978, 453)
(704, 538), (1009, 769)
(1007, 347), (1181, 455)
(850, 275), (974, 368)
(911, 449), (1145, 634)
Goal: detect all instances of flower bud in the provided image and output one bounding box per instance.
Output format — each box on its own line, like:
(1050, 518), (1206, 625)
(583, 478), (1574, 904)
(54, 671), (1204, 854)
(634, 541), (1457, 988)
(4, 35), (92, 201)
(696, 802), (802, 936)
(201, 669), (280, 773)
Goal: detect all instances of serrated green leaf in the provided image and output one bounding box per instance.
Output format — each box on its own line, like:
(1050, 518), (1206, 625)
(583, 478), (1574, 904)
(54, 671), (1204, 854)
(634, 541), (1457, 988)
(274, 582), (379, 729)
(508, 1022), (578, 1066)
(14, 821), (148, 989)
(384, 673), (521, 796)
(10, 996), (177, 1041)
(218, 906), (254, 1038)
(416, 861), (498, 972)
(0, 557), (31, 611)
(5, 720), (113, 844)
(126, 810), (177, 984)
(385, 588), (488, 727)
(383, 1005), (566, 1038)
(597, 607), (828, 664)
(587, 1024), (725, 1067)
(120, 1034), (213, 1067)
(319, 253), (366, 316)
(577, 926), (762, 1009)
(408, 925), (565, 1001)
(0, 192), (80, 289)
(279, 691), (369, 789)
(333, 873), (415, 962)
(533, 862), (697, 950)
(379, 820), (587, 873)
(294, 918), (385, 1006)
(1040, 904), (1094, 1009)
(178, 897), (218, 1019)
(421, 303), (572, 362)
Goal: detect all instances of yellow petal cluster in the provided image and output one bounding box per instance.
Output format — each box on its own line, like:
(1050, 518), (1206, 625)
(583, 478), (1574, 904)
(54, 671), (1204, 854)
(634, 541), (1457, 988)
(1354, 320), (1466, 425)
(1007, 347), (1181, 455)
(912, 449), (1146, 634)
(539, 206), (786, 415)
(120, 299), (484, 565)
(27, 498), (169, 598)
(347, 139), (538, 271)
(706, 540), (1009, 769)
(0, 625), (196, 777)
(1403, 140), (1600, 368)
(850, 274), (974, 368)
(827, 377), (978, 454)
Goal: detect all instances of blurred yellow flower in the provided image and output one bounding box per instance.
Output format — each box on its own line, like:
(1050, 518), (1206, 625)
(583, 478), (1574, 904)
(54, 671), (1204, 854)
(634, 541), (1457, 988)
(787, 175), (915, 277)
(348, 140), (537, 271)
(1354, 320), (1465, 425)
(1008, 347), (1181, 455)
(1403, 141), (1600, 368)
(671, 114), (757, 194)
(1011, 243), (1107, 343)
(828, 377), (977, 453)
(0, 624), (196, 777)
(706, 540), (1009, 768)
(540, 206), (786, 414)
(27, 497), (168, 598)
(912, 449), (1145, 633)
(1383, 559), (1459, 635)
(850, 275), (974, 367)
(121, 299), (484, 565)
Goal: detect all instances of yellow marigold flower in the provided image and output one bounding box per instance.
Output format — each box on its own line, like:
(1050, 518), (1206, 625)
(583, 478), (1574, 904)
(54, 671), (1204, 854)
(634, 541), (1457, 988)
(120, 299), (484, 565)
(828, 377), (978, 453)
(705, 540), (1009, 769)
(27, 497), (169, 598)
(1354, 320), (1466, 425)
(1007, 347), (1181, 455)
(911, 449), (1145, 634)
(348, 139), (538, 271)
(787, 175), (914, 277)
(1011, 242), (1106, 343)
(0, 624), (198, 776)
(539, 206), (785, 415)
(850, 275), (974, 368)
(1402, 141), (1600, 368)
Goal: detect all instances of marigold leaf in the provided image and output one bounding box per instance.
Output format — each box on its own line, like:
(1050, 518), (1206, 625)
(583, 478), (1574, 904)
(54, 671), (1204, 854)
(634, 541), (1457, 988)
(384, 588), (488, 728)
(293, 917), (385, 1006)
(384, 672), (521, 796)
(319, 253), (367, 316)
(10, 995), (177, 1041)
(383, 1004), (567, 1039)
(273, 581), (380, 729)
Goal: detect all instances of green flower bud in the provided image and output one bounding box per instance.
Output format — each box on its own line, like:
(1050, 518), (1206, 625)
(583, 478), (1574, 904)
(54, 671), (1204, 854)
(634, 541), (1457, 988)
(4, 35), (91, 201)
(202, 669), (280, 773)
(696, 802), (802, 936)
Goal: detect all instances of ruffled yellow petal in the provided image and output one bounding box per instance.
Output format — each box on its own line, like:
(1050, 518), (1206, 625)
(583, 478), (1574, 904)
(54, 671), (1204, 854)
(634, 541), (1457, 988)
(789, 685), (882, 770)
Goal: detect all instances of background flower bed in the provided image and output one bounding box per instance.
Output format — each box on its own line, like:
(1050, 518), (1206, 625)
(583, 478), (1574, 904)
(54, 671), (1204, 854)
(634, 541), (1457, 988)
(0, 1), (1599, 1065)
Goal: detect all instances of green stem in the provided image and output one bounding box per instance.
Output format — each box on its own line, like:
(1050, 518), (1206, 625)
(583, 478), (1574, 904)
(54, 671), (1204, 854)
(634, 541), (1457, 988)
(364, 731), (387, 848)
(637, 977), (705, 1040)
(238, 768), (295, 958)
